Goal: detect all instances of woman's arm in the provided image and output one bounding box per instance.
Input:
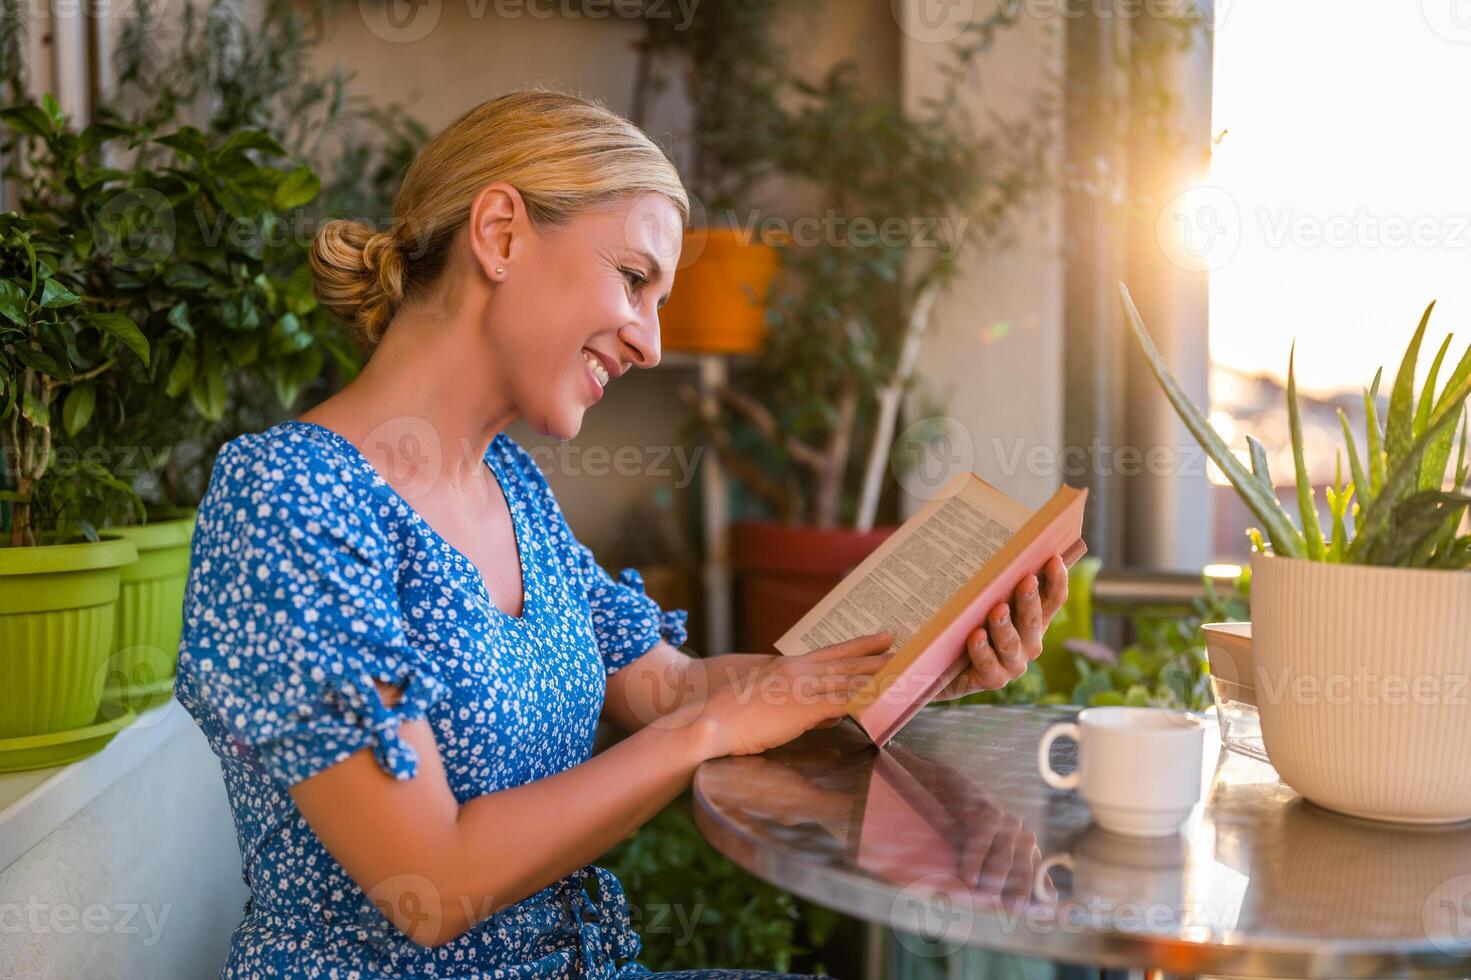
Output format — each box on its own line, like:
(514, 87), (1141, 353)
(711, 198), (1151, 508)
(291, 692), (715, 948)
(600, 641), (774, 735)
(605, 554), (1067, 731)
(290, 633), (890, 949)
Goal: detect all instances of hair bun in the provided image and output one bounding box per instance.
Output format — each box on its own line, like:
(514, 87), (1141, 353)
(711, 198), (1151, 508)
(309, 219), (405, 347)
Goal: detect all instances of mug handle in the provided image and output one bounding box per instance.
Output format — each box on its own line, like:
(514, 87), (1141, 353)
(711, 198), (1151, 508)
(1037, 721), (1081, 790)
(1033, 852), (1073, 901)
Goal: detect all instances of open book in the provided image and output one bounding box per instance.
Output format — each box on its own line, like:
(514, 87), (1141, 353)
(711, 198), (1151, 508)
(774, 473), (1088, 747)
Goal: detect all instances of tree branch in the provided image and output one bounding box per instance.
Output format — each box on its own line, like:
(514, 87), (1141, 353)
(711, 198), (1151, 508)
(679, 383), (800, 523)
(854, 279), (943, 532)
(715, 385), (826, 473)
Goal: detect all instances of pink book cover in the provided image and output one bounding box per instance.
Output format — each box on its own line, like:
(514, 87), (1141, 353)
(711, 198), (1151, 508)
(850, 751), (964, 884)
(774, 475), (1088, 747)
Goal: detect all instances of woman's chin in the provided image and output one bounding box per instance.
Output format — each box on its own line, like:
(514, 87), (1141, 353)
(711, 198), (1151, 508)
(537, 406), (586, 442)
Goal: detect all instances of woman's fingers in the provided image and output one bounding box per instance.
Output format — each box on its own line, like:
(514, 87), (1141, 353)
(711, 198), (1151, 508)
(1040, 554), (1069, 618)
(964, 623), (1014, 690)
(987, 601), (1027, 675)
(1012, 574), (1045, 660)
(805, 653), (893, 678)
(803, 631), (893, 662)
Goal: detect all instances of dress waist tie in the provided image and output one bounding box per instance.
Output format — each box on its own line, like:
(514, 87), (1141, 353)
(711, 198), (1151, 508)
(564, 864), (643, 979)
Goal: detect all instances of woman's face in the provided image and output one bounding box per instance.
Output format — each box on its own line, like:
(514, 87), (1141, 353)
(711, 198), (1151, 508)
(476, 190), (683, 440)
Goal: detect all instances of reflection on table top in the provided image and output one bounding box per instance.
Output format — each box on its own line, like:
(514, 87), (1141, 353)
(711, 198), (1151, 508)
(690, 704), (1471, 978)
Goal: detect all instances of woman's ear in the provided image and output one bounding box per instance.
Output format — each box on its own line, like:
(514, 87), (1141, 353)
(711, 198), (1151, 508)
(467, 182), (526, 283)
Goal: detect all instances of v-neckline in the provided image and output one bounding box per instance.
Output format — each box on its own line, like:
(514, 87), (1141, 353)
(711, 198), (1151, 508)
(279, 419), (534, 624)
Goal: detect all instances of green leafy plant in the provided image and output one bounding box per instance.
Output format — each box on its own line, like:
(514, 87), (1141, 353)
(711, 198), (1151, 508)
(958, 560), (1249, 712)
(0, 96), (347, 532)
(690, 20), (1052, 529)
(104, 0), (426, 224)
(94, 0), (429, 503)
(628, 0), (796, 220)
(1119, 283), (1471, 568)
(0, 203), (147, 544)
(601, 792), (841, 974)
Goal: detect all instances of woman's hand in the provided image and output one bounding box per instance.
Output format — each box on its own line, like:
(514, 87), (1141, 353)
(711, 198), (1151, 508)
(932, 555), (1070, 703)
(676, 632), (894, 759)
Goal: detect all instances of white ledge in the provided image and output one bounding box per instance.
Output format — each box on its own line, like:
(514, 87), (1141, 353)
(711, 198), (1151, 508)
(0, 699), (193, 875)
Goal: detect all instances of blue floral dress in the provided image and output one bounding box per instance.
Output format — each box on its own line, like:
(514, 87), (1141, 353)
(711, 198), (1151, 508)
(175, 420), (826, 980)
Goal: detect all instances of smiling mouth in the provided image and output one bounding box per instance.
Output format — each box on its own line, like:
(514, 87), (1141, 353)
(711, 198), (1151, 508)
(582, 349), (610, 389)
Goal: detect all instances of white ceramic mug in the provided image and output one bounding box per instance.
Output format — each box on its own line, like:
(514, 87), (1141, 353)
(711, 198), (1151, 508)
(1032, 827), (1189, 915)
(1037, 707), (1207, 837)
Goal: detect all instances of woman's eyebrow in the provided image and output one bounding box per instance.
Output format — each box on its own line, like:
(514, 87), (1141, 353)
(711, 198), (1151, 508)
(633, 248), (665, 281)
(632, 248), (674, 309)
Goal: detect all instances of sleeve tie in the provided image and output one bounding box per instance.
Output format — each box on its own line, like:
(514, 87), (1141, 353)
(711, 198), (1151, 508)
(326, 666), (448, 781)
(613, 567), (689, 648)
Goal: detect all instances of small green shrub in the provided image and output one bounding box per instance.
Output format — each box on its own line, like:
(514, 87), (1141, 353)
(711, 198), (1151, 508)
(602, 791), (841, 975)
(0, 96), (345, 539)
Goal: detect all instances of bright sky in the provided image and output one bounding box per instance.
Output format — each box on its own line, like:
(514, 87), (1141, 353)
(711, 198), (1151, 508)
(1209, 1), (1471, 398)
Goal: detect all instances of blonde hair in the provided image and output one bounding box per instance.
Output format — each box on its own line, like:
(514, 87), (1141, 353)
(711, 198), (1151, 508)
(310, 90), (689, 348)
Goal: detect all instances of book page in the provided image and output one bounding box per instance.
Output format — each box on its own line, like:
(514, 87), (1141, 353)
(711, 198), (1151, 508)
(779, 476), (1033, 655)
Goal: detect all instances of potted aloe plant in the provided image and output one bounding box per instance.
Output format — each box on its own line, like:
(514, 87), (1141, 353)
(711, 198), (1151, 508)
(0, 179), (142, 760)
(1119, 282), (1471, 824)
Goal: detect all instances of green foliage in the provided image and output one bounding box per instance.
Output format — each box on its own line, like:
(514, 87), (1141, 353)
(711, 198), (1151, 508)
(0, 0), (430, 528)
(630, 0), (795, 217)
(105, 0), (425, 223)
(0, 96), (347, 538)
(0, 205), (146, 543)
(1119, 283), (1471, 568)
(955, 562), (1249, 712)
(710, 20), (1052, 527)
(600, 793), (839, 974)
(90, 0), (427, 504)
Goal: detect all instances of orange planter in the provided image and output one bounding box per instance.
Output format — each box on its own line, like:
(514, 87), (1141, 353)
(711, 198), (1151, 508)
(661, 228), (779, 355)
(730, 520), (897, 653)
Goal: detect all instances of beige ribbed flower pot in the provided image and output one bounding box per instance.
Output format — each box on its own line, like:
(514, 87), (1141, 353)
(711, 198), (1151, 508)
(1251, 554), (1471, 824)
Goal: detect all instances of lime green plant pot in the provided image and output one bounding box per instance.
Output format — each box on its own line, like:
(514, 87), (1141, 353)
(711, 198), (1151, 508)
(0, 537), (139, 738)
(101, 512), (197, 710)
(0, 703), (137, 773)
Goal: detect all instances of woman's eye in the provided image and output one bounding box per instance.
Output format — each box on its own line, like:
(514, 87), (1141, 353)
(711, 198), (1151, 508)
(621, 268), (648, 297)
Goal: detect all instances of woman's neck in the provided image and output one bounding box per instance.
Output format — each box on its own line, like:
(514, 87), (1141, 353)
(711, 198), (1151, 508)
(301, 306), (518, 490)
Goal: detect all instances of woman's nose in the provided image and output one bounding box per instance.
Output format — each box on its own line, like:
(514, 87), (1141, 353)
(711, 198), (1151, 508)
(620, 313), (661, 369)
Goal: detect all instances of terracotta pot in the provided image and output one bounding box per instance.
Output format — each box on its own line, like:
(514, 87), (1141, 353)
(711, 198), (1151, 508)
(660, 228), (779, 355)
(731, 521), (896, 653)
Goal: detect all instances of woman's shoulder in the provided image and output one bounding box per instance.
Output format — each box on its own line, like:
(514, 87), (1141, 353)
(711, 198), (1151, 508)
(198, 421), (392, 553)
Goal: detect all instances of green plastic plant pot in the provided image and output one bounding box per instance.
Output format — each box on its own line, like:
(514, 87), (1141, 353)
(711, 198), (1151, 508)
(0, 702), (137, 773)
(101, 674), (176, 713)
(0, 537), (139, 739)
(100, 512), (197, 701)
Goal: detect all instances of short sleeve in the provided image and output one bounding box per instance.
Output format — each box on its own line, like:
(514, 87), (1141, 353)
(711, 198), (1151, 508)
(574, 541), (690, 676)
(177, 437), (447, 787)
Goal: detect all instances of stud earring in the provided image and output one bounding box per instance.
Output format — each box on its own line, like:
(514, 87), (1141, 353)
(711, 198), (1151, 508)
(495, 266), (505, 276)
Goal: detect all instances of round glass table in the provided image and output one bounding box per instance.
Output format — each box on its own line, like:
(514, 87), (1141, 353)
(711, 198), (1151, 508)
(690, 704), (1471, 978)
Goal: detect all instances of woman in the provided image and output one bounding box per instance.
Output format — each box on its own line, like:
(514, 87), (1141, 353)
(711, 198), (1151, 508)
(175, 90), (1069, 979)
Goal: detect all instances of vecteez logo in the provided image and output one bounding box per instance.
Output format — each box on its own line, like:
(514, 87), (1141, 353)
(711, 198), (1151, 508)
(1423, 0), (1471, 44)
(360, 0), (443, 43)
(94, 188), (175, 272)
(893, 0), (975, 44)
(1155, 184), (1242, 273)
